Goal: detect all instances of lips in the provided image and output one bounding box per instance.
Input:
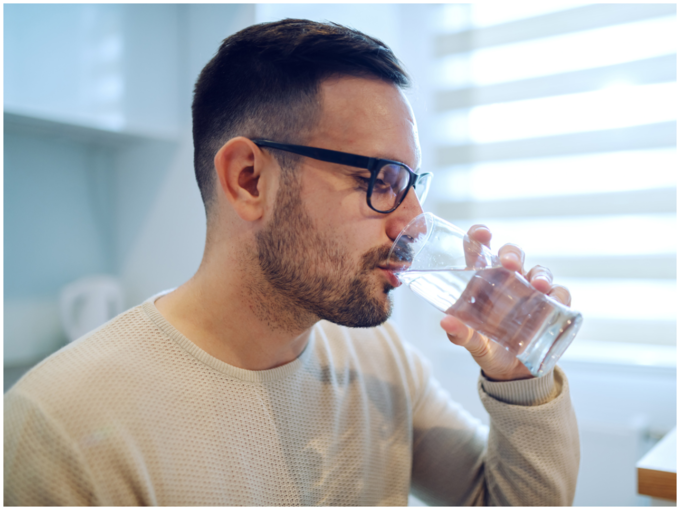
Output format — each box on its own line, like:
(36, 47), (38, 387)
(378, 266), (402, 288)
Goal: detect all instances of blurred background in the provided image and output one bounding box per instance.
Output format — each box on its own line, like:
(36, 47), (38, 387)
(3, 3), (676, 506)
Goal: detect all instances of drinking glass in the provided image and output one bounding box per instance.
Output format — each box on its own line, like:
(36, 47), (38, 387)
(387, 212), (582, 376)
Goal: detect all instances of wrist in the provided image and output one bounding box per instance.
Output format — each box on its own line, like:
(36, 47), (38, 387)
(480, 368), (558, 406)
(481, 367), (534, 382)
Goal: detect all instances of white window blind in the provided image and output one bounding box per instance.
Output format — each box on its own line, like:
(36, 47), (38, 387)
(430, 4), (677, 346)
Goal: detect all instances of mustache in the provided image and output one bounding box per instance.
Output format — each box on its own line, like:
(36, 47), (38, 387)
(360, 244), (394, 272)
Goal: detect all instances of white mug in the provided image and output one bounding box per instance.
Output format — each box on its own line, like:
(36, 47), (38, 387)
(59, 275), (124, 342)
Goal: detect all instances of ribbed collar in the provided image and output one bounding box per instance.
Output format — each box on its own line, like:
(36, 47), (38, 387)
(141, 291), (315, 383)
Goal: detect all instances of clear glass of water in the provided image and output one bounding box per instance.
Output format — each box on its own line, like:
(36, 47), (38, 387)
(387, 212), (583, 377)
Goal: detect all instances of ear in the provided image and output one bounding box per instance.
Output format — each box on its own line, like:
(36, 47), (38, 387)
(214, 137), (271, 222)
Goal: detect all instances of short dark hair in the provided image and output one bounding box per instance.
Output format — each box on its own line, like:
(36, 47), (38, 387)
(191, 18), (411, 213)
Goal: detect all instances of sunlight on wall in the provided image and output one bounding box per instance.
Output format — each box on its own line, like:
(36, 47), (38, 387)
(453, 214), (675, 258)
(435, 16), (676, 87)
(437, 148), (677, 201)
(469, 82), (675, 143)
(437, 81), (676, 143)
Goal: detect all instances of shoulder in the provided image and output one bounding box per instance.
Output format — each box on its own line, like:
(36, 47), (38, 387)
(1, 304), (164, 507)
(5, 303), (172, 424)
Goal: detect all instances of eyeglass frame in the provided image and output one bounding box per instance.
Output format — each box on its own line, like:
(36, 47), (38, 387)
(250, 139), (432, 214)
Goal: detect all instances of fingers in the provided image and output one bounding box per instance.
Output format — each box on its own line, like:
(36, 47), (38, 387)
(526, 265), (553, 293)
(441, 315), (491, 358)
(464, 232), (572, 308)
(525, 265), (571, 305)
(498, 243), (525, 274)
(548, 284), (572, 307)
(467, 224), (491, 248)
(440, 314), (469, 339)
(464, 225), (492, 269)
(441, 315), (535, 381)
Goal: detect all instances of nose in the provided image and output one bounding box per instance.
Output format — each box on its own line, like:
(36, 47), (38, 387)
(385, 187), (424, 242)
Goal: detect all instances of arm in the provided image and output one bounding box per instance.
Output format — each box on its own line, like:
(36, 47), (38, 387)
(478, 367), (579, 505)
(409, 358), (579, 506)
(411, 225), (579, 504)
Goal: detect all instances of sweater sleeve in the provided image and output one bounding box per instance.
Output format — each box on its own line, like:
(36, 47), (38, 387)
(478, 366), (580, 505)
(4, 389), (98, 506)
(409, 356), (579, 506)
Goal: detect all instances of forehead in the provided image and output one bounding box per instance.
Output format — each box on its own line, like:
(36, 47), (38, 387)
(309, 76), (421, 170)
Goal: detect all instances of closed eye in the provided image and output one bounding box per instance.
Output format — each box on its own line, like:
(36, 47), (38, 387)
(372, 178), (392, 194)
(354, 175), (371, 190)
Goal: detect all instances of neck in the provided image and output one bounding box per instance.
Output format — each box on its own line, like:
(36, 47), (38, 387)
(155, 247), (315, 371)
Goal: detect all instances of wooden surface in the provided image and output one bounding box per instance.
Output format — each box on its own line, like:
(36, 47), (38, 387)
(637, 428), (676, 501)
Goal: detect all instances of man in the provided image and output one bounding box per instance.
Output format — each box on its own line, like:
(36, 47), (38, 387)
(5, 20), (579, 505)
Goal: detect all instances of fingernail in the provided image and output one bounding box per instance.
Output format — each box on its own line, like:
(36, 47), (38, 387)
(440, 318), (457, 335)
(502, 252), (521, 264)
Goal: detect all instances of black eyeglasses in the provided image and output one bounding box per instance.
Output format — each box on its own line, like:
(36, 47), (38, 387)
(251, 139), (432, 214)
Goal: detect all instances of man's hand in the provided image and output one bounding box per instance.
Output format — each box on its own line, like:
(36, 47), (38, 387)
(440, 224), (572, 381)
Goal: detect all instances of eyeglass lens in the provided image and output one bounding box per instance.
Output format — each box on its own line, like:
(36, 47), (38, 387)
(369, 163), (411, 212)
(415, 173), (431, 204)
(369, 164), (432, 212)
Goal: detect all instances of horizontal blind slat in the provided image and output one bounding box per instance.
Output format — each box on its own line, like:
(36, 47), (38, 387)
(524, 254), (677, 280)
(435, 188), (676, 219)
(435, 122), (676, 165)
(575, 318), (676, 346)
(432, 214), (676, 258)
(435, 55), (676, 111)
(435, 4), (676, 55)
(431, 4), (677, 351)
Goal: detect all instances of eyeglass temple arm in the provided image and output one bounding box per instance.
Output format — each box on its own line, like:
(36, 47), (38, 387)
(251, 139), (375, 170)
(415, 172), (432, 182)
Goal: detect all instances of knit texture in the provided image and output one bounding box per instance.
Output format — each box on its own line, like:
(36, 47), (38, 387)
(4, 296), (579, 506)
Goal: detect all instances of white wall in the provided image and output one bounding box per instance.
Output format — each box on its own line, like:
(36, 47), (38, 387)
(115, 4), (258, 307)
(4, 5), (257, 364)
(4, 132), (116, 361)
(4, 4), (180, 135)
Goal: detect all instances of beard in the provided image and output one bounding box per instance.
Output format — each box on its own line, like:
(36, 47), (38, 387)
(254, 175), (394, 331)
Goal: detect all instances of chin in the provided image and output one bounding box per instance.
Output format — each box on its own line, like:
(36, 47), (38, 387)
(343, 294), (393, 328)
(386, 295), (394, 319)
(376, 293), (394, 323)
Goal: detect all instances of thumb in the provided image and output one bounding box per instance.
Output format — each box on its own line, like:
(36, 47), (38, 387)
(440, 315), (492, 360)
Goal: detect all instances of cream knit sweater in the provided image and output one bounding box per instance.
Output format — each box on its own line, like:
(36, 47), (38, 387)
(4, 295), (579, 506)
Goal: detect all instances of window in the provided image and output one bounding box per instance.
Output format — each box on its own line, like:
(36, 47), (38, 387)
(430, 4), (676, 348)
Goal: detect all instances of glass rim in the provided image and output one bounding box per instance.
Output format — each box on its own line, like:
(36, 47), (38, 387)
(387, 212), (437, 272)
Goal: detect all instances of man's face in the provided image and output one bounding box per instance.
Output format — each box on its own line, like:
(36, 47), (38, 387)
(256, 76), (423, 329)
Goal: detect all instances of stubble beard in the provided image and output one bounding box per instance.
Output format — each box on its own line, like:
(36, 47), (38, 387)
(254, 175), (394, 333)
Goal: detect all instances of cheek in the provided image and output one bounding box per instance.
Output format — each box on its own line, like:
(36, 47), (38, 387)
(297, 170), (386, 257)
(301, 192), (360, 241)
(299, 165), (375, 219)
